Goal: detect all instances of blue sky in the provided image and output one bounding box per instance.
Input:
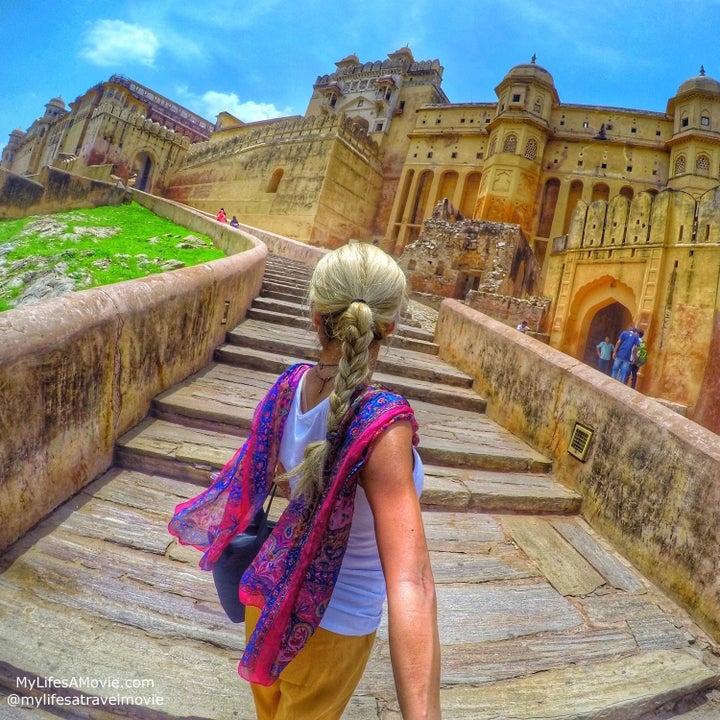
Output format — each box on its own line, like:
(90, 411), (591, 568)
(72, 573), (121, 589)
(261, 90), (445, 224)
(1, 0), (719, 150)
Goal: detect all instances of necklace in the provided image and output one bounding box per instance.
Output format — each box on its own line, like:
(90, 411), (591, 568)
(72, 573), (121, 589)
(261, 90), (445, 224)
(314, 364), (337, 395)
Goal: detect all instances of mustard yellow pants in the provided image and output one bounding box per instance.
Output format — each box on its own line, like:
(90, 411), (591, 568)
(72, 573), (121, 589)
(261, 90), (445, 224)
(244, 605), (375, 720)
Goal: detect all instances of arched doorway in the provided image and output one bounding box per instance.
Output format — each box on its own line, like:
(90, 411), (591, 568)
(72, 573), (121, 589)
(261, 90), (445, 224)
(559, 274), (637, 362)
(133, 151), (154, 191)
(582, 302), (633, 366)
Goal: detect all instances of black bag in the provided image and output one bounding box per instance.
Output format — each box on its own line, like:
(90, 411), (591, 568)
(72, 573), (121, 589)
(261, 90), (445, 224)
(212, 485), (277, 623)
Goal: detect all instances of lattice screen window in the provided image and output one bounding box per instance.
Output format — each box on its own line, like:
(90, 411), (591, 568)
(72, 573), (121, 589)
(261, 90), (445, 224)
(503, 134), (518, 153)
(524, 138), (538, 160)
(696, 155), (711, 176)
(674, 155), (686, 175)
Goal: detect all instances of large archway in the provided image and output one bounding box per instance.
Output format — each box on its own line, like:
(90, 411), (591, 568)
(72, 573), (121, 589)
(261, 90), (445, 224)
(561, 274), (637, 362)
(582, 302), (633, 366)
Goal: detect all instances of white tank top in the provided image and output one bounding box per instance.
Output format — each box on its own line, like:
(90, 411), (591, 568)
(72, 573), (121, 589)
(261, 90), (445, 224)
(277, 372), (424, 635)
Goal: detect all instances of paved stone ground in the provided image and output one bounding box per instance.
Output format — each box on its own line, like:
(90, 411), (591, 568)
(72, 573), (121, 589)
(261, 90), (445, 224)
(1, 255), (719, 719)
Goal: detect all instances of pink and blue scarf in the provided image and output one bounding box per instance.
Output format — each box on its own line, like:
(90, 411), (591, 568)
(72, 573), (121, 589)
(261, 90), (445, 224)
(168, 363), (418, 685)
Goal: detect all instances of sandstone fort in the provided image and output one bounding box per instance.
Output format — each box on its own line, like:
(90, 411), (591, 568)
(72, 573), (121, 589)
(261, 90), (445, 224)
(4, 48), (720, 716)
(3, 47), (720, 435)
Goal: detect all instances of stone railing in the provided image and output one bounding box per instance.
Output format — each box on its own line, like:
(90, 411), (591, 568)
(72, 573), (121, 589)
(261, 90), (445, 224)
(435, 298), (720, 643)
(0, 191), (325, 552)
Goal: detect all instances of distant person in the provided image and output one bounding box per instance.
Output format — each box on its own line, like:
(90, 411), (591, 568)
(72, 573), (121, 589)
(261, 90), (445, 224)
(230, 215), (240, 228)
(516, 320), (530, 333)
(611, 325), (640, 384)
(217, 208), (227, 223)
(626, 329), (647, 389)
(595, 336), (614, 375)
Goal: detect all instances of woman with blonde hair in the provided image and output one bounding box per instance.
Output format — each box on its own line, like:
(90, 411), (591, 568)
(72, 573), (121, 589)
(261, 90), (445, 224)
(169, 242), (441, 719)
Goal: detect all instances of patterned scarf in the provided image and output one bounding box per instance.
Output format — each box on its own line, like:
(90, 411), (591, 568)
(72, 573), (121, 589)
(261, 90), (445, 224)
(167, 363), (418, 685)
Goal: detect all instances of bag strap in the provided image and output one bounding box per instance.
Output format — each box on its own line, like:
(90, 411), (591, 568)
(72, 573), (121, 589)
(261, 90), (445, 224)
(263, 483), (278, 521)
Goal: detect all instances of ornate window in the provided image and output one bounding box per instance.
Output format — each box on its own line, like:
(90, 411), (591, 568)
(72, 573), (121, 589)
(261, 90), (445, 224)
(524, 138), (538, 160)
(502, 134), (518, 154)
(487, 136), (497, 157)
(674, 155), (686, 175)
(696, 155), (711, 175)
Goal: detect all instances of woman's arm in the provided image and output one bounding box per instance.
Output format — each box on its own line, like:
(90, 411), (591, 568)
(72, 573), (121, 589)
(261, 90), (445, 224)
(361, 421), (442, 719)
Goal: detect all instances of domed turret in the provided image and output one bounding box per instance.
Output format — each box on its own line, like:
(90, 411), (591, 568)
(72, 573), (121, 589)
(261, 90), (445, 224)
(501, 55), (556, 90)
(43, 96), (67, 120)
(675, 66), (720, 98)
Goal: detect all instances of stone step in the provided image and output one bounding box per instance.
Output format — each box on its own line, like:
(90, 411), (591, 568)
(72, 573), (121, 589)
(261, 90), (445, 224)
(117, 402), (552, 484)
(115, 417), (240, 483)
(223, 318), (468, 386)
(433, 649), (717, 720)
(199, 353), (483, 413)
(261, 268), (313, 287)
(259, 287), (307, 304)
(1, 469), (715, 719)
(246, 305), (438, 354)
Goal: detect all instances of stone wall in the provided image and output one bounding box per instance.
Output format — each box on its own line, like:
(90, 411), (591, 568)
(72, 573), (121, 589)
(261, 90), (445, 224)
(163, 114), (383, 247)
(0, 166), (129, 219)
(435, 298), (720, 643)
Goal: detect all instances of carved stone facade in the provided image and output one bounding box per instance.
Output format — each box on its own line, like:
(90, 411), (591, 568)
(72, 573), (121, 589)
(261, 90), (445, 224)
(1, 75), (211, 193)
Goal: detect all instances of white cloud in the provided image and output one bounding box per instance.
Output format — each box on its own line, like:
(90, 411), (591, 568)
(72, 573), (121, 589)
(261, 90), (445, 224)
(80, 20), (160, 68)
(188, 89), (294, 123)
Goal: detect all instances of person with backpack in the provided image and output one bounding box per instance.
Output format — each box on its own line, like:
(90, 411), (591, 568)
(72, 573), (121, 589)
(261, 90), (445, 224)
(627, 328), (647, 389)
(611, 324), (640, 384)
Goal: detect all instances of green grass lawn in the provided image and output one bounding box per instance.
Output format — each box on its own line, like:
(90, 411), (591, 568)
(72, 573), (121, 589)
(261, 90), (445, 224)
(0, 202), (226, 312)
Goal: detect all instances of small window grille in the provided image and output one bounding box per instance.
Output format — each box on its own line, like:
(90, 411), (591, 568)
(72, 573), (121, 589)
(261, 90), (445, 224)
(568, 422), (594, 462)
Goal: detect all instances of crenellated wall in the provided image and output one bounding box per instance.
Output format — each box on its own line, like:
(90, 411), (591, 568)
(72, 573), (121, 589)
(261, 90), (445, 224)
(181, 114), (380, 170)
(436, 298), (720, 644)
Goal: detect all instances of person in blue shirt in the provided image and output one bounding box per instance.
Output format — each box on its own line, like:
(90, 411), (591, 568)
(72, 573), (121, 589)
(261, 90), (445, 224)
(595, 336), (614, 375)
(611, 325), (640, 384)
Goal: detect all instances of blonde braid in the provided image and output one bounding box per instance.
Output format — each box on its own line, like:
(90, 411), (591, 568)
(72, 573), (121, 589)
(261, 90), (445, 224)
(328, 302), (374, 431)
(288, 243), (407, 499)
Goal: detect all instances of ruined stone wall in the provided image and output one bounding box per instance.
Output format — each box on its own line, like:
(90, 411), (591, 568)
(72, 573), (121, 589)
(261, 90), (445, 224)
(466, 290), (550, 333)
(436, 298), (720, 644)
(399, 214), (543, 300)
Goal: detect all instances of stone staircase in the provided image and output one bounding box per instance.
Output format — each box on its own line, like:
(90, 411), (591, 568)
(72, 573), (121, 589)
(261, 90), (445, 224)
(1, 254), (719, 719)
